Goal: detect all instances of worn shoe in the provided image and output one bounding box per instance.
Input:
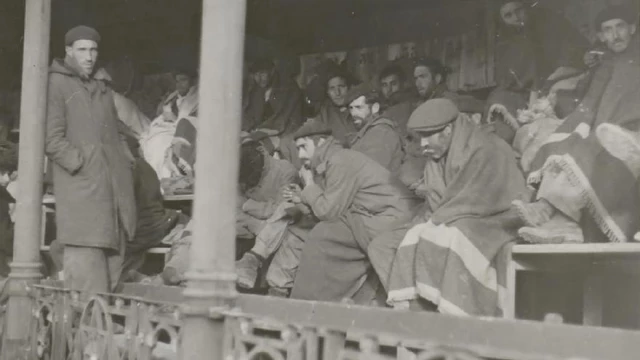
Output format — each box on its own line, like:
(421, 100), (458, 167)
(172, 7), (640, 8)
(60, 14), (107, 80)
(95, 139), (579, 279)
(235, 252), (262, 289)
(512, 199), (555, 227)
(518, 214), (584, 244)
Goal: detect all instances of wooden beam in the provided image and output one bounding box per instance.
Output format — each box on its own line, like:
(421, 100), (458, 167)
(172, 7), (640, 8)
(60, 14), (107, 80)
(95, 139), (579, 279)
(179, 0), (246, 359)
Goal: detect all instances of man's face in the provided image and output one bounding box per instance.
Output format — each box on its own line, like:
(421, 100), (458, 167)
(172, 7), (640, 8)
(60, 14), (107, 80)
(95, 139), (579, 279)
(380, 74), (402, 100)
(500, 2), (527, 28)
(414, 66), (436, 98)
(417, 125), (453, 160)
(349, 96), (379, 129)
(175, 74), (193, 96)
(327, 76), (349, 107)
(296, 137), (317, 168)
(598, 19), (637, 53)
(253, 70), (272, 89)
(65, 40), (98, 76)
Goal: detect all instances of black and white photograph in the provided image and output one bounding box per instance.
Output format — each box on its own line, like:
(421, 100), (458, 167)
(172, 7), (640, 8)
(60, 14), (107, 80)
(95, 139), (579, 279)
(0, 0), (639, 358)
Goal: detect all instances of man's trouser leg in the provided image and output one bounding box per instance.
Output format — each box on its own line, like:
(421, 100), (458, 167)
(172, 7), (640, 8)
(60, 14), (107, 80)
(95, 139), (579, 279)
(63, 237), (125, 294)
(368, 225), (411, 293)
(265, 226), (308, 290)
(290, 220), (370, 302)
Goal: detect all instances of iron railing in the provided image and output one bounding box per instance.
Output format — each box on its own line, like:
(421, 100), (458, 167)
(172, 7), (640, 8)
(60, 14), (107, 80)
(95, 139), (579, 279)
(26, 282), (640, 360)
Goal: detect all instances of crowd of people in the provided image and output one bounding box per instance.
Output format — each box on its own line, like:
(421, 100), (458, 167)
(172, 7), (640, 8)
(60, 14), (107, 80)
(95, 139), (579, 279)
(1, 1), (639, 317)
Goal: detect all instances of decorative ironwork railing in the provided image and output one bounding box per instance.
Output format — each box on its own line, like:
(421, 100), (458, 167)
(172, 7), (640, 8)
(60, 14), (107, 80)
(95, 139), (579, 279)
(28, 283), (640, 360)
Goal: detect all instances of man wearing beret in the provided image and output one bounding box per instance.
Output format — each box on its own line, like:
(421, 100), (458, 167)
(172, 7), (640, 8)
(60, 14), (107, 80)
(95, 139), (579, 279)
(368, 98), (528, 315)
(513, 5), (640, 244)
(45, 25), (137, 294)
(345, 83), (403, 173)
(271, 120), (418, 302)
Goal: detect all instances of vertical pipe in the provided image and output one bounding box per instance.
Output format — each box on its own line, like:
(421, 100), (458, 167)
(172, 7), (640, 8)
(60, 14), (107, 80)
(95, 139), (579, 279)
(2, 0), (50, 357)
(179, 0), (246, 359)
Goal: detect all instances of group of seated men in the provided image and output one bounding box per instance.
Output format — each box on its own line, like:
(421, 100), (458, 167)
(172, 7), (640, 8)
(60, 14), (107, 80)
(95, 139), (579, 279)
(219, 3), (640, 316)
(38, 3), (640, 317)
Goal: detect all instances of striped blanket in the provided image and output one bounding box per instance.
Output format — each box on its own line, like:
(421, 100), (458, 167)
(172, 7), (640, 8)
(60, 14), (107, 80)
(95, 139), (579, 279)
(528, 40), (640, 243)
(386, 119), (528, 316)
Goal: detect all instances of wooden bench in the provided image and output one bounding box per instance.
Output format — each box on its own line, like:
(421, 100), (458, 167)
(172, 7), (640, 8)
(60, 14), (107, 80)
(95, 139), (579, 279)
(40, 194), (189, 263)
(504, 242), (640, 326)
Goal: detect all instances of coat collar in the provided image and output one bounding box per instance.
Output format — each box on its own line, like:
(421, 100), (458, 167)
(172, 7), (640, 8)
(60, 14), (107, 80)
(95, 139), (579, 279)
(310, 137), (341, 175)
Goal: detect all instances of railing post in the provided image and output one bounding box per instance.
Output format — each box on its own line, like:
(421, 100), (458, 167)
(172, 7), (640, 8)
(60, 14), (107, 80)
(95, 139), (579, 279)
(179, 0), (246, 359)
(1, 0), (50, 358)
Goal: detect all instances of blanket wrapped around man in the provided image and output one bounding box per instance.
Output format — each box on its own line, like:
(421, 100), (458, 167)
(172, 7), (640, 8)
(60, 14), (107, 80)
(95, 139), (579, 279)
(386, 118), (528, 316)
(527, 41), (640, 243)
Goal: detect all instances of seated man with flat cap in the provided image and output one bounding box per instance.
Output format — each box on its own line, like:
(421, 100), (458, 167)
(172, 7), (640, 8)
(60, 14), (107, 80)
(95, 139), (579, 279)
(368, 98), (528, 316)
(261, 119), (419, 302)
(345, 83), (404, 173)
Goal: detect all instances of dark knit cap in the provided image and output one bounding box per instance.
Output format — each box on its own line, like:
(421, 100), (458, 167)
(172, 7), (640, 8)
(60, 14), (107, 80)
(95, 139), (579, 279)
(292, 119), (332, 140)
(595, 5), (638, 28)
(345, 83), (379, 106)
(65, 25), (101, 46)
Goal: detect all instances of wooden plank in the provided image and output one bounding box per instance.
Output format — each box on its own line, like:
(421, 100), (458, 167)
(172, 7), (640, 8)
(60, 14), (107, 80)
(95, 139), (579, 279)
(42, 193), (193, 205)
(513, 243), (640, 255)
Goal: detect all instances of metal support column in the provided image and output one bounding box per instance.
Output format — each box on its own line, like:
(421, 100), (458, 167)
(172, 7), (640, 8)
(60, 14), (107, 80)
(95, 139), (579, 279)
(180, 0), (246, 359)
(2, 0), (51, 357)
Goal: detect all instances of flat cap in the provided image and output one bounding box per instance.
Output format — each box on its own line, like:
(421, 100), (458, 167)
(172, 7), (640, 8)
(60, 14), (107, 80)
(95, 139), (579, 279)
(65, 25), (101, 46)
(345, 82), (379, 106)
(595, 5), (638, 28)
(292, 119), (332, 140)
(407, 98), (459, 133)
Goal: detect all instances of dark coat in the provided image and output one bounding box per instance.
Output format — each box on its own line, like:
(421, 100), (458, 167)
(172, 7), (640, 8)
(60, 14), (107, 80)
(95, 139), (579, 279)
(316, 100), (357, 145)
(242, 74), (304, 134)
(495, 7), (590, 91)
(45, 59), (137, 250)
(349, 115), (403, 173)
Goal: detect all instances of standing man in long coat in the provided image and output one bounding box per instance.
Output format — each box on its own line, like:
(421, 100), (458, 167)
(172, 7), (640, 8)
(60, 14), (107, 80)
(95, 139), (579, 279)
(45, 26), (137, 294)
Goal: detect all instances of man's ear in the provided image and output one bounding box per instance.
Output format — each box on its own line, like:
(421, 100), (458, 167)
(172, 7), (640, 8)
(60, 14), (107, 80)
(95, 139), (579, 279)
(631, 24), (637, 36)
(597, 30), (606, 43)
(372, 102), (380, 114)
(317, 137), (326, 147)
(444, 123), (453, 136)
(435, 74), (443, 85)
(65, 46), (73, 58)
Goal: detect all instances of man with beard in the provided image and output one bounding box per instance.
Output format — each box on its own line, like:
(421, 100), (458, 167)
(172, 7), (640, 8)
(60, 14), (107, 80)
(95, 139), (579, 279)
(345, 84), (403, 173)
(269, 120), (418, 302)
(45, 26), (137, 294)
(512, 5), (640, 245)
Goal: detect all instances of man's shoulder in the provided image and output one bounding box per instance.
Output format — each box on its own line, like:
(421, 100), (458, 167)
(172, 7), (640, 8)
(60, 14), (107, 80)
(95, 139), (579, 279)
(363, 118), (399, 139)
